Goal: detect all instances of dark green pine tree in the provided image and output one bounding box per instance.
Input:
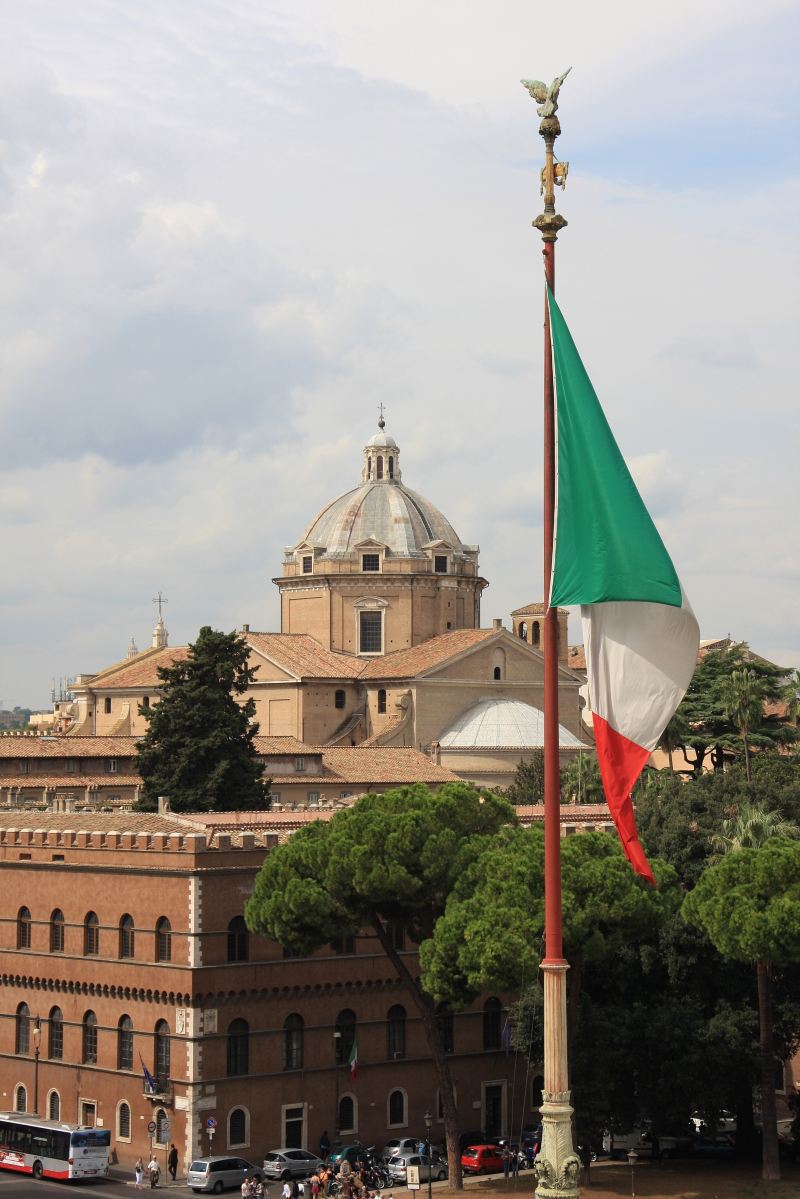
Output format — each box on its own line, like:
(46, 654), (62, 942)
(135, 627), (269, 812)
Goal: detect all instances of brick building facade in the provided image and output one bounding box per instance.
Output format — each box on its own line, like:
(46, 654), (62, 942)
(0, 813), (534, 1173)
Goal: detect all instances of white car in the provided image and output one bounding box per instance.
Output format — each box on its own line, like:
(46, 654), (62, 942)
(386, 1152), (448, 1183)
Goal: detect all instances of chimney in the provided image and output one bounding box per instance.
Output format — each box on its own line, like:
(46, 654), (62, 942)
(242, 623), (250, 633)
(492, 618), (503, 630)
(158, 795), (171, 815)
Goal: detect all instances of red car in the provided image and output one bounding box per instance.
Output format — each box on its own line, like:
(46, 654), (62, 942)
(461, 1145), (505, 1174)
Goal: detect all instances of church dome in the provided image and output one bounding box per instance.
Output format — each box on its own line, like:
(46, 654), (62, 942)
(439, 697), (585, 749)
(300, 420), (469, 561)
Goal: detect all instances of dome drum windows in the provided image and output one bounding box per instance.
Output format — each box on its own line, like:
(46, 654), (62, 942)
(362, 553), (380, 572)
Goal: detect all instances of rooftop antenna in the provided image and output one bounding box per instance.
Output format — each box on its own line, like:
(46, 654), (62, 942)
(153, 591), (168, 621)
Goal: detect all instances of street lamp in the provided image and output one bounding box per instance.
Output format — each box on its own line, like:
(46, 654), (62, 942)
(627, 1149), (638, 1199)
(333, 1030), (342, 1142)
(32, 1017), (41, 1116)
(424, 1109), (432, 1199)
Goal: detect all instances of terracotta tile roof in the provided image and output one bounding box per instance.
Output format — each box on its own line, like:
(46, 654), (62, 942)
(358, 629), (498, 679)
(247, 633), (364, 679)
(312, 745), (459, 783)
(0, 736), (140, 759)
(0, 811), (189, 833)
(515, 803), (610, 823)
(88, 647), (190, 691)
(252, 736), (317, 754)
(567, 645), (586, 671)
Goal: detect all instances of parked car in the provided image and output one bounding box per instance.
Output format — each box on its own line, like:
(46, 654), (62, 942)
(691, 1110), (736, 1134)
(386, 1152), (448, 1183)
(263, 1149), (325, 1180)
(461, 1144), (505, 1174)
(188, 1156), (263, 1194)
(328, 1143), (370, 1167)
(602, 1127), (690, 1161)
(691, 1134), (736, 1160)
(382, 1137), (426, 1163)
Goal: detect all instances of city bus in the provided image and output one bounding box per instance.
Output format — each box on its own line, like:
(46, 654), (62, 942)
(0, 1112), (110, 1180)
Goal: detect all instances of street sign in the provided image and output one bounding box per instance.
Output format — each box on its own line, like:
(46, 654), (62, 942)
(206, 1117), (217, 1129)
(407, 1166), (420, 1190)
(147, 1121), (157, 1134)
(161, 1119), (172, 1138)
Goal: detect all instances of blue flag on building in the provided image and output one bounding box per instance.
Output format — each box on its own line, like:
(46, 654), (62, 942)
(140, 1052), (157, 1094)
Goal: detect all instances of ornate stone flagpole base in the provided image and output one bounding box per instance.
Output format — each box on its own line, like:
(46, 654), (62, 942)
(534, 963), (580, 1198)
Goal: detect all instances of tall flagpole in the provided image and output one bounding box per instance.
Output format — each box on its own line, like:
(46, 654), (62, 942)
(522, 72), (580, 1198)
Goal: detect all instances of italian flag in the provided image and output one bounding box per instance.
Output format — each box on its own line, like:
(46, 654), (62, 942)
(348, 1038), (358, 1080)
(547, 287), (699, 885)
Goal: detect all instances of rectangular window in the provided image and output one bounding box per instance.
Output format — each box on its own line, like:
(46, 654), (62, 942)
(359, 611), (382, 654)
(295, 757), (305, 773)
(434, 555), (448, 574)
(308, 792), (320, 806)
(18, 761), (29, 774)
(302, 556), (313, 574)
(107, 759), (118, 773)
(65, 760), (77, 774)
(362, 553), (380, 572)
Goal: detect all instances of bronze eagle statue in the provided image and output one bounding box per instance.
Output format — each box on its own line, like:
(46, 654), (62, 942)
(521, 68), (571, 117)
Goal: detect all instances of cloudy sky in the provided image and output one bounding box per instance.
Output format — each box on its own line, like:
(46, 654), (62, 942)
(1, 1), (798, 709)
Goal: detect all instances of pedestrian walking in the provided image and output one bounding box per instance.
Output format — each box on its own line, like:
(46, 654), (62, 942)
(148, 1154), (160, 1188)
(320, 1130), (331, 1160)
(502, 1145), (510, 1181)
(282, 1181), (292, 1199)
(168, 1143), (178, 1181)
(134, 1157), (144, 1190)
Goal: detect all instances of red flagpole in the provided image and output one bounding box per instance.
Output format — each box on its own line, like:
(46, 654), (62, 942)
(526, 73), (580, 1197)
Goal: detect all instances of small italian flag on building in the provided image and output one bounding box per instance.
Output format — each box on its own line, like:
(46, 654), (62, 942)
(547, 287), (699, 885)
(348, 1038), (358, 1080)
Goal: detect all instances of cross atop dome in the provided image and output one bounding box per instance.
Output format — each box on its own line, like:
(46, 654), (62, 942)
(362, 415), (401, 482)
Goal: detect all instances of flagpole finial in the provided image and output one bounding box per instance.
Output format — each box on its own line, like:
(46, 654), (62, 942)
(524, 70), (570, 242)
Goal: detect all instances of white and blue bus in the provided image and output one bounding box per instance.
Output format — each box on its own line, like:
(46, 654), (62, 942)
(0, 1112), (110, 1180)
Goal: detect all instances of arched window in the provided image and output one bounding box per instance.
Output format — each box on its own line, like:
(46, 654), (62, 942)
(154, 1020), (170, 1080)
(377, 689), (387, 714)
(14, 1085), (26, 1113)
(436, 1003), (454, 1055)
(16, 906), (31, 950)
(519, 622), (527, 640)
(15, 1003), (30, 1055)
(388, 456), (394, 479)
(119, 914), (135, 959)
(532, 621), (540, 647)
(104, 697), (112, 714)
(493, 666), (501, 680)
(338, 1094), (356, 1135)
(155, 917), (172, 962)
(48, 1090), (61, 1121)
(483, 997), (502, 1050)
(84, 911), (99, 956)
(82, 1011), (98, 1064)
(377, 455), (384, 479)
(50, 908), (65, 953)
(335, 1009), (356, 1062)
(386, 1004), (406, 1060)
(117, 1100), (131, 1140)
(48, 1007), (64, 1060)
(227, 915), (248, 962)
(227, 1019), (249, 1076)
(283, 1013), (304, 1070)
(155, 1108), (168, 1145)
(388, 1088), (407, 1127)
(118, 1015), (134, 1071)
(229, 1106), (248, 1148)
(335, 689), (346, 709)
(367, 456), (372, 479)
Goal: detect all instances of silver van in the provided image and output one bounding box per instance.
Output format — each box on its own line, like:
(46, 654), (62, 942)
(187, 1155), (262, 1193)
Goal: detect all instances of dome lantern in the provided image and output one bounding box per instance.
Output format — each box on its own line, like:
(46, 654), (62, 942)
(362, 415), (401, 483)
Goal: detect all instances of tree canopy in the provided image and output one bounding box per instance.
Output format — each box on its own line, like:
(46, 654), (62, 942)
(135, 626), (269, 812)
(245, 782), (516, 1187)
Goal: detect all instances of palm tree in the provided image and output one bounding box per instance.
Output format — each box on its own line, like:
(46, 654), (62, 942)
(658, 709), (689, 776)
(723, 668), (764, 782)
(560, 752), (604, 804)
(711, 802), (797, 856)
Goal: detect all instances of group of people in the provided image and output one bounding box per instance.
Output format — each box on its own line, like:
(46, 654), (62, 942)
(242, 1179), (268, 1197)
(132, 1143), (180, 1189)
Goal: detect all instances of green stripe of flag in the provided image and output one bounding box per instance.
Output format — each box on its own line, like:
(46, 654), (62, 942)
(548, 286), (682, 608)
